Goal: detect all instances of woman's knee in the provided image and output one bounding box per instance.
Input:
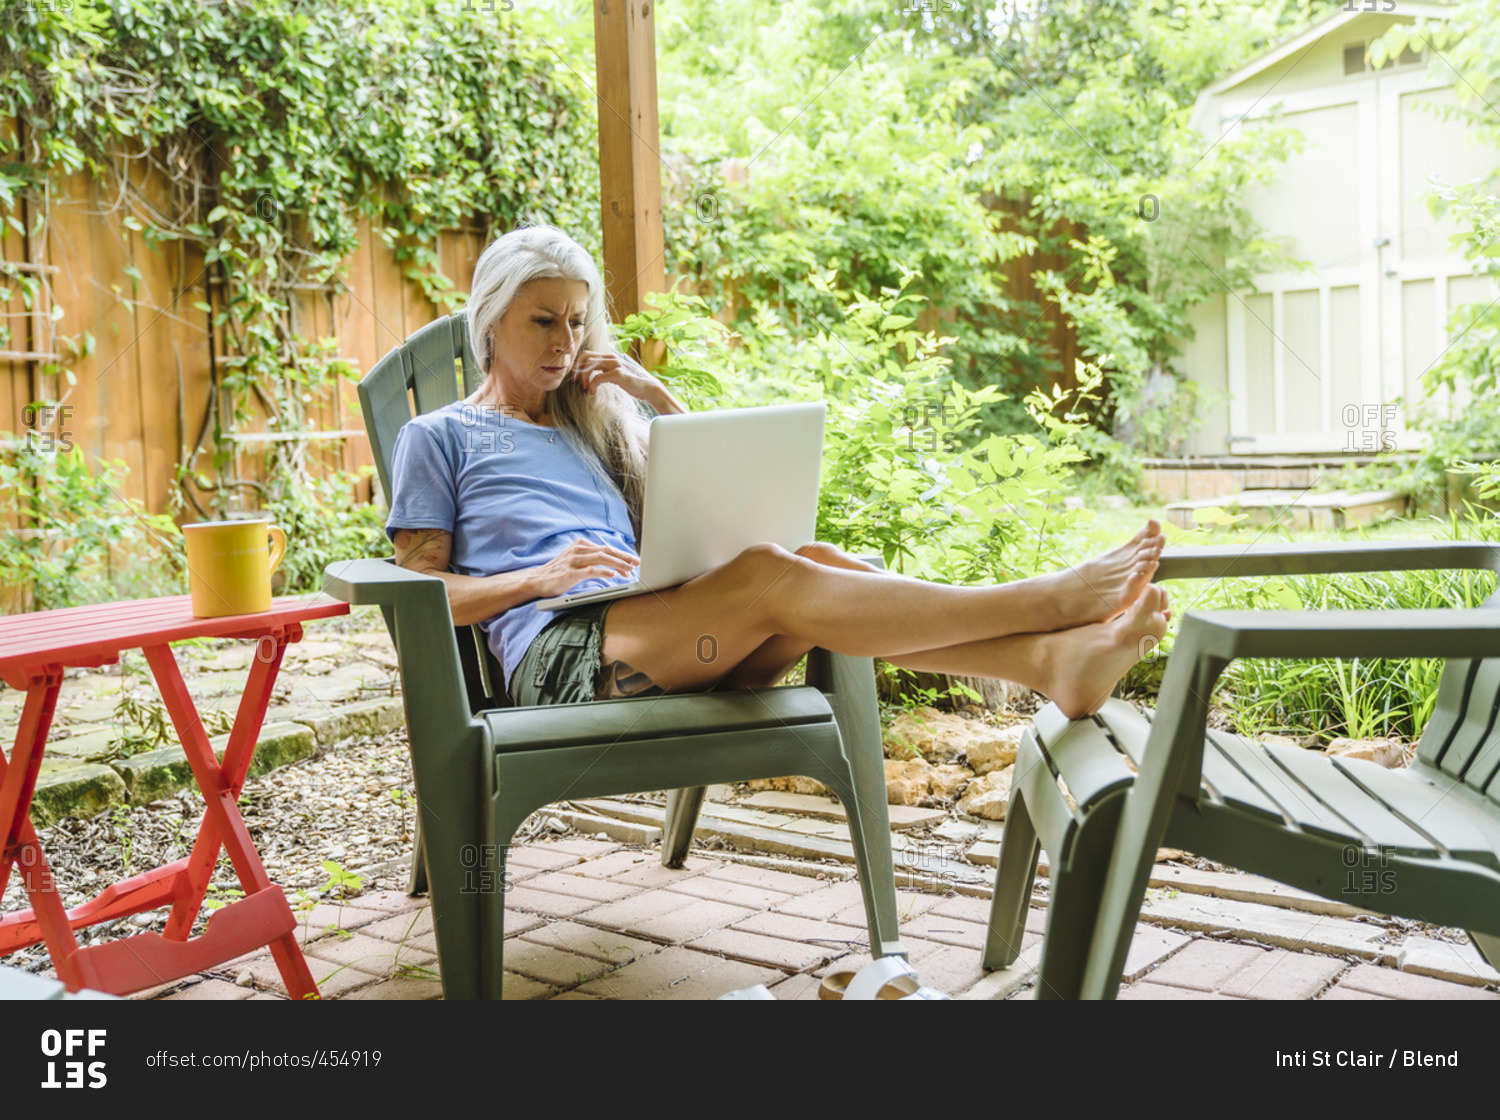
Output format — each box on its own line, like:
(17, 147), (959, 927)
(731, 540), (798, 574)
(795, 541), (879, 572)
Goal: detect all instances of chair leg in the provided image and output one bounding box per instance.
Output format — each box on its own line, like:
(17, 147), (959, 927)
(481, 844), (511, 1000)
(661, 786), (707, 868)
(1034, 797), (1124, 1000)
(481, 796), (538, 1000)
(407, 815), (429, 896)
(830, 770), (906, 960)
(983, 790), (1040, 971)
(1032, 868), (1097, 999)
(1470, 931), (1500, 971)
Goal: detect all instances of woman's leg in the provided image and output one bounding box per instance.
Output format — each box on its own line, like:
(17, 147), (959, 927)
(712, 542), (883, 689)
(880, 586), (1169, 717)
(598, 524), (1167, 715)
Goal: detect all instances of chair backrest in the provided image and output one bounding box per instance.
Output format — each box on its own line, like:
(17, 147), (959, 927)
(1414, 592), (1500, 804)
(362, 311), (485, 503)
(360, 310), (507, 712)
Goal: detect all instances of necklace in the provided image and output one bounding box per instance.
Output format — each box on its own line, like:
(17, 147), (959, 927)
(517, 405), (555, 441)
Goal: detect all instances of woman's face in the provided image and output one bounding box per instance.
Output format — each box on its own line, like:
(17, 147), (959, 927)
(487, 277), (591, 407)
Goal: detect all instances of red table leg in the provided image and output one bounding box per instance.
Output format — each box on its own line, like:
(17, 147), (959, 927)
(0, 675), (84, 967)
(142, 638), (319, 999)
(0, 675), (61, 897)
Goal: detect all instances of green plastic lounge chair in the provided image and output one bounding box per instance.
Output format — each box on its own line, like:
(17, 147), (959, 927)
(982, 540), (1500, 999)
(323, 310), (905, 999)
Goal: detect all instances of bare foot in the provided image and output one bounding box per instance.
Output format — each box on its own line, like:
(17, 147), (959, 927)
(1041, 584), (1171, 719)
(1044, 519), (1165, 630)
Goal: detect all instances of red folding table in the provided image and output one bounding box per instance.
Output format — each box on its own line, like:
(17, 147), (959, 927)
(0, 594), (349, 998)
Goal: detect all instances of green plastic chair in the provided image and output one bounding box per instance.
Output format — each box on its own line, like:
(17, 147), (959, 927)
(982, 540), (1500, 998)
(323, 310), (905, 999)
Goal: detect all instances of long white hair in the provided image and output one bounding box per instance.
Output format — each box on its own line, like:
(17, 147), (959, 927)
(467, 226), (649, 533)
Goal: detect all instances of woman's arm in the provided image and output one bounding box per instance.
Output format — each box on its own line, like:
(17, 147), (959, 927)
(393, 527), (637, 626)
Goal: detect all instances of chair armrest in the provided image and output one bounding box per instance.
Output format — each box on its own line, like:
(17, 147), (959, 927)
(1173, 607), (1500, 663)
(321, 557), (451, 613)
(1155, 540), (1500, 582)
(322, 558), (472, 735)
(1148, 606), (1500, 784)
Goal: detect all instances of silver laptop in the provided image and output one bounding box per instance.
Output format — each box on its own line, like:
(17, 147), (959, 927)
(535, 402), (826, 611)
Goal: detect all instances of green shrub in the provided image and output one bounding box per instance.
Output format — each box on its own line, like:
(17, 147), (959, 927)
(259, 469), (388, 594)
(0, 440), (182, 611)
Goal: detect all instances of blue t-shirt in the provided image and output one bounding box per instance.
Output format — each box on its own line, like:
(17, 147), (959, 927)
(384, 402), (638, 689)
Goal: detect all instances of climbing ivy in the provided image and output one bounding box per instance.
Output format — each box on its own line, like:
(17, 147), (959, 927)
(1, 0), (600, 517)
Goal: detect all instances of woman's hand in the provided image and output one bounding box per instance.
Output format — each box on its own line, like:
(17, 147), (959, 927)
(572, 350), (685, 415)
(531, 538), (639, 599)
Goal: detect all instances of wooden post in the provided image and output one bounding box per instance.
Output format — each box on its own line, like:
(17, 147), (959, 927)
(594, 0), (666, 362)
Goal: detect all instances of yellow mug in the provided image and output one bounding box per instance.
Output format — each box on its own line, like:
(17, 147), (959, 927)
(183, 518), (288, 618)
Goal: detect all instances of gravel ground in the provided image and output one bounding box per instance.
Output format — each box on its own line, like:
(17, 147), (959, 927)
(1, 728), (426, 975)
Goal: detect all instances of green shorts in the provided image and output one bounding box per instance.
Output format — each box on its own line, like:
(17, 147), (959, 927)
(508, 601), (613, 707)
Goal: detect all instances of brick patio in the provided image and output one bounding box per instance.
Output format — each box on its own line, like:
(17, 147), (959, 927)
(132, 837), (1500, 1001)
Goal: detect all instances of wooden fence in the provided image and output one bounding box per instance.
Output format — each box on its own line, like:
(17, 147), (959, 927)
(1, 153), (488, 517)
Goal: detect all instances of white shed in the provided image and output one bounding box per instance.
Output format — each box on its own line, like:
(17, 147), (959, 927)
(1176, 3), (1497, 457)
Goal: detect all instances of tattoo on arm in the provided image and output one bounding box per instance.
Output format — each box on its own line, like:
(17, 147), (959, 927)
(596, 658), (665, 700)
(397, 529), (450, 571)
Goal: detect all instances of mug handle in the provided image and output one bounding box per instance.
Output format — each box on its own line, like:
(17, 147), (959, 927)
(266, 526), (287, 575)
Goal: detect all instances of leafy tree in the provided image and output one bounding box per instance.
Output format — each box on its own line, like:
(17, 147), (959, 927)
(655, 0), (1314, 453)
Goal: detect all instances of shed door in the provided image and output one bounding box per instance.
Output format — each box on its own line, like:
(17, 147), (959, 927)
(1223, 71), (1496, 454)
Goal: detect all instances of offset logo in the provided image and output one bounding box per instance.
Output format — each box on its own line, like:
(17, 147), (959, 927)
(40, 1029), (107, 1089)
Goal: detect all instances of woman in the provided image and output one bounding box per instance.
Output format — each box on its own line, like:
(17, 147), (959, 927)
(387, 226), (1169, 718)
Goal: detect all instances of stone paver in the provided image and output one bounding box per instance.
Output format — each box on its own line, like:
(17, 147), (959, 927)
(502, 940), (636, 988)
(522, 870), (640, 903)
(158, 978), (255, 1001)
(244, 952), (378, 999)
(567, 849), (678, 881)
(345, 975), (443, 1000)
(26, 833), (1500, 1002)
(505, 846), (587, 873)
(302, 931), (436, 978)
(516, 921), (661, 965)
(540, 838), (624, 860)
(771, 878), (873, 921)
(502, 885), (604, 918)
(902, 940), (1004, 997)
(895, 911), (990, 951)
(1400, 936), (1500, 988)
(576, 891), (755, 942)
(1220, 948), (1345, 1000)
(687, 928), (837, 971)
(701, 861), (831, 896)
(666, 874), (797, 909)
(360, 907), (436, 943)
(1331, 963), (1500, 1001)
(732, 909), (872, 952)
(574, 945), (779, 1000)
(1119, 982), (1244, 1000)
(499, 972), (557, 1000)
(1120, 925), (1192, 981)
(1134, 939), (1267, 992)
(1317, 986), (1388, 1000)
